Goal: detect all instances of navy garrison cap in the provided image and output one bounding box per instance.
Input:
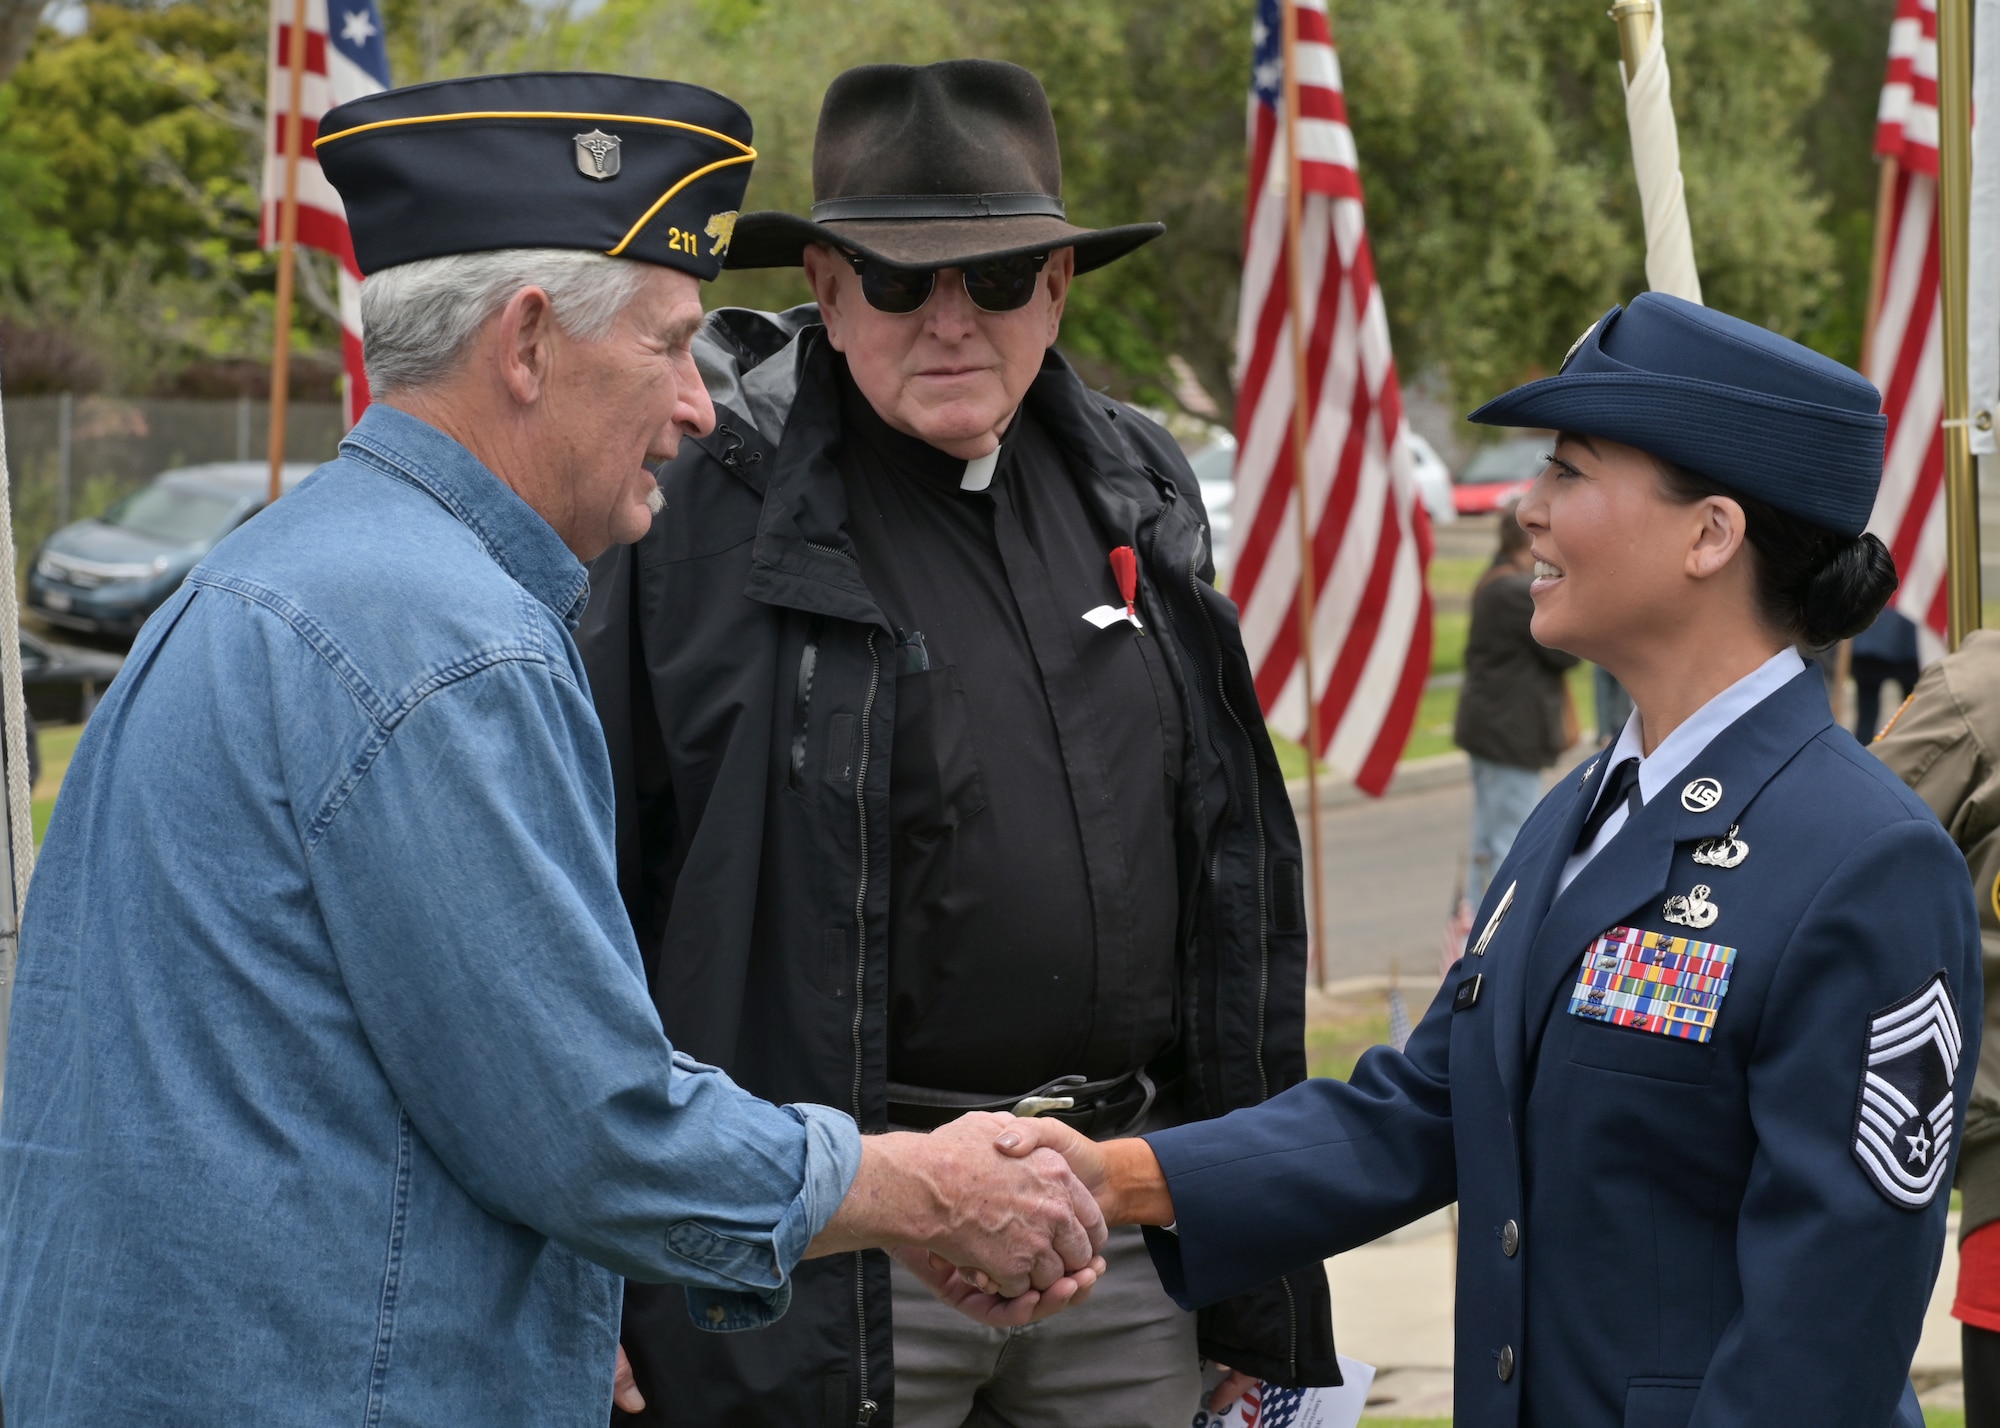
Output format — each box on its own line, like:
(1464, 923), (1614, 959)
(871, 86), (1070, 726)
(1468, 293), (1887, 536)
(315, 72), (755, 280)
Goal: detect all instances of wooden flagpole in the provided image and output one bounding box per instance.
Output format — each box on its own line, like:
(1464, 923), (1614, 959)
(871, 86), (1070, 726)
(267, 0), (311, 506)
(1861, 156), (1900, 375)
(1279, 0), (1329, 990)
(1938, 0), (1982, 648)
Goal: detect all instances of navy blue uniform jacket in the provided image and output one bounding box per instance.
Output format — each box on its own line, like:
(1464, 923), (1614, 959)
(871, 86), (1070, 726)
(1143, 667), (1982, 1427)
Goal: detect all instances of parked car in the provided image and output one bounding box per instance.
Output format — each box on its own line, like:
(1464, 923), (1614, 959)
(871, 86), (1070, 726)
(1186, 436), (1239, 562)
(1452, 435), (1551, 515)
(1186, 430), (1458, 573)
(1406, 433), (1458, 528)
(20, 630), (124, 725)
(28, 461), (314, 639)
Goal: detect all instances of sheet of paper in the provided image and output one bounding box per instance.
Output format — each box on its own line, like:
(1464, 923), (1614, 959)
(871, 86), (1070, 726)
(1189, 1357), (1377, 1428)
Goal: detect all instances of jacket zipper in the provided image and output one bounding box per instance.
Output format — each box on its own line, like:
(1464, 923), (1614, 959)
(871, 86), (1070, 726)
(849, 629), (881, 1427)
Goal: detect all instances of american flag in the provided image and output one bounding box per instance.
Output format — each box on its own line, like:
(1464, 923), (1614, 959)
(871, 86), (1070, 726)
(260, 0), (390, 428)
(1866, 0), (1945, 635)
(1228, 0), (1433, 797)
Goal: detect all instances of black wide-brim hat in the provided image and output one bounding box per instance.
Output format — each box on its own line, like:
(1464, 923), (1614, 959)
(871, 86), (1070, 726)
(1468, 292), (1888, 537)
(725, 59), (1163, 274)
(316, 72), (755, 280)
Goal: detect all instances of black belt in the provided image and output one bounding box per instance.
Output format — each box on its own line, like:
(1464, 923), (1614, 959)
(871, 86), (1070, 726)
(885, 1069), (1160, 1137)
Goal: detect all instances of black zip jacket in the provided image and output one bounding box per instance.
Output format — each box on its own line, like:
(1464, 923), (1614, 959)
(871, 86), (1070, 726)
(578, 306), (1337, 1427)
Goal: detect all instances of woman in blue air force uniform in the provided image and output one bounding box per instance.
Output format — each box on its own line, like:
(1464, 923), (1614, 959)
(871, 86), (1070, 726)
(1005, 293), (1983, 1427)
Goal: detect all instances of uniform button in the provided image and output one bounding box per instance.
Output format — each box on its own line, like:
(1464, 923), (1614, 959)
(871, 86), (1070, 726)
(1497, 1345), (1516, 1382)
(1501, 1220), (1520, 1257)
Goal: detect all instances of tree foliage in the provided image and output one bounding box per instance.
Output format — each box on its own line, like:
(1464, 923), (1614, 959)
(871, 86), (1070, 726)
(0, 0), (1903, 419)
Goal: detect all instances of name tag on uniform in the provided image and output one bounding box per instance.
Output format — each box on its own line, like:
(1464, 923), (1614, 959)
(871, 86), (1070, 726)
(1568, 925), (1739, 1044)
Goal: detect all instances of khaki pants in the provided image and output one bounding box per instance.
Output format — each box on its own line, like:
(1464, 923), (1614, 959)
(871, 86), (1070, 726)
(888, 1225), (1201, 1428)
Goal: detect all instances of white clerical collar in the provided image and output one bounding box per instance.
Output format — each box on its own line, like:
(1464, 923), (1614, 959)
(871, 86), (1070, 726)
(1612, 646), (1806, 807)
(961, 449), (999, 492)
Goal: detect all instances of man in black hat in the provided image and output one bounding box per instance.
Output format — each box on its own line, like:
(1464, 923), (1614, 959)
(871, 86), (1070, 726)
(580, 58), (1335, 1427)
(0, 72), (1110, 1428)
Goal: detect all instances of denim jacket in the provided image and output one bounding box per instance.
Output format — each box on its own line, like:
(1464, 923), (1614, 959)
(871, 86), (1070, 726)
(0, 405), (861, 1426)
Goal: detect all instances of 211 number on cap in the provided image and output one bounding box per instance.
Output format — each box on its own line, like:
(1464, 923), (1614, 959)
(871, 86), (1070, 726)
(665, 227), (702, 254)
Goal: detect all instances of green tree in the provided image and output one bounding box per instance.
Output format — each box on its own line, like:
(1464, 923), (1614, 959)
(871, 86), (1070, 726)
(0, 0), (340, 391)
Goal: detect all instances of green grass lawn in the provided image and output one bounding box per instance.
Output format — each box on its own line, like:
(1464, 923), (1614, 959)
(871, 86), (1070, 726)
(31, 722), (82, 844)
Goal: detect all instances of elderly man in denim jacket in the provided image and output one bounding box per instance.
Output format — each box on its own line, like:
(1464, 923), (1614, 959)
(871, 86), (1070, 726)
(0, 74), (1102, 1428)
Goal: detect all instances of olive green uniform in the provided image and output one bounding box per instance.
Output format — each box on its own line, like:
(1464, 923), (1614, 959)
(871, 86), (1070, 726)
(1873, 628), (2000, 1234)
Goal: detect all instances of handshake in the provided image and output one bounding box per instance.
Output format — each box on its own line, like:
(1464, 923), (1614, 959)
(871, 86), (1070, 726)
(616, 1114), (1182, 1414)
(806, 1110), (1131, 1326)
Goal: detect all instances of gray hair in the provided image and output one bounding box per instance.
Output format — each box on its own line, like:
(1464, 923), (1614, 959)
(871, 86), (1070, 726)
(359, 248), (648, 395)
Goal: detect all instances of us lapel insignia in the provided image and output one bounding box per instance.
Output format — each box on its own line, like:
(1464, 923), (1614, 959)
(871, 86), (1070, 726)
(1853, 971), (1960, 1207)
(1662, 883), (1719, 929)
(1470, 880), (1516, 957)
(1680, 776), (1723, 813)
(1582, 757), (1600, 784)
(1692, 823), (1750, 869)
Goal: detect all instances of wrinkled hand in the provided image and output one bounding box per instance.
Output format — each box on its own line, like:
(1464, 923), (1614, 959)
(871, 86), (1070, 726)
(918, 1111), (1107, 1296)
(808, 1113), (1107, 1300)
(991, 1115), (1110, 1209)
(891, 1244), (1106, 1327)
(613, 1343), (644, 1414)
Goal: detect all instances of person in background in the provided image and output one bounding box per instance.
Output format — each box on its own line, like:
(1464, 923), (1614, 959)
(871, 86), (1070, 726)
(1854, 606), (1924, 740)
(1453, 498), (1580, 908)
(1870, 628), (2000, 1428)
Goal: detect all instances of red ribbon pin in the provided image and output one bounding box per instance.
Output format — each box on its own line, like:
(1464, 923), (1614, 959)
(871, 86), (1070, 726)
(1108, 546), (1139, 621)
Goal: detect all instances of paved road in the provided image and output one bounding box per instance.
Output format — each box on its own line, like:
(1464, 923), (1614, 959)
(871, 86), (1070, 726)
(1306, 775), (1473, 985)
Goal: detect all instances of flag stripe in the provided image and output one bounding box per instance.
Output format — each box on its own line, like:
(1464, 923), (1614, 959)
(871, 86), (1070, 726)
(263, 0), (388, 428)
(1232, 0), (1431, 797)
(1867, 0), (1947, 636)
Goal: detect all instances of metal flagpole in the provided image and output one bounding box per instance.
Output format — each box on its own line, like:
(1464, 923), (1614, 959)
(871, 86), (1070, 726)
(1939, 0), (1981, 647)
(266, 0), (312, 507)
(1279, 0), (1329, 990)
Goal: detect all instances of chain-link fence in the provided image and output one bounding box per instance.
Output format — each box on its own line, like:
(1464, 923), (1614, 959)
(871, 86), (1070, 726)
(2, 396), (345, 576)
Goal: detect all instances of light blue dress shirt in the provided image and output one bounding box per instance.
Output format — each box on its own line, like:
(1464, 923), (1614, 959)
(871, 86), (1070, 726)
(0, 405), (861, 1426)
(1557, 646), (1809, 895)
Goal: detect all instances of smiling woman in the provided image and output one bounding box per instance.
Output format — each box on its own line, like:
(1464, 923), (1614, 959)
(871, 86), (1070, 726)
(1002, 291), (1984, 1428)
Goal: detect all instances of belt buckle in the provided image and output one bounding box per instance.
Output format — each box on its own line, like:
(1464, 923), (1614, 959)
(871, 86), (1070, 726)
(1011, 1095), (1077, 1118)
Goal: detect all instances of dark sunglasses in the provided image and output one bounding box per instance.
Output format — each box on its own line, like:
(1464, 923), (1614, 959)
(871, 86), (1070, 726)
(843, 251), (1051, 315)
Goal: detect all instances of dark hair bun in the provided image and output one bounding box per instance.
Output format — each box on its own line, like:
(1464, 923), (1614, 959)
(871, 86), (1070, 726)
(1799, 532), (1899, 646)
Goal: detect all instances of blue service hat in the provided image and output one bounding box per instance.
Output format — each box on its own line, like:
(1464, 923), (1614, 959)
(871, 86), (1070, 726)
(315, 72), (755, 281)
(1467, 292), (1887, 536)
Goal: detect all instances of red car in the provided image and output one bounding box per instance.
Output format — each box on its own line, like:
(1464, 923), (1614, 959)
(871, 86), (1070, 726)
(1453, 435), (1552, 515)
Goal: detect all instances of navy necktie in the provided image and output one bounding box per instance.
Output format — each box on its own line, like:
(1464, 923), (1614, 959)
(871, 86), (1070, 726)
(1575, 756), (1642, 853)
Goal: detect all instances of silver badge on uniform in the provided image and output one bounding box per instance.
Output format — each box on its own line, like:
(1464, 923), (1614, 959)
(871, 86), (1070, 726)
(1692, 823), (1750, 869)
(1681, 777), (1723, 813)
(1470, 880), (1516, 957)
(1662, 883), (1719, 929)
(574, 129), (622, 180)
(1853, 971), (1960, 1209)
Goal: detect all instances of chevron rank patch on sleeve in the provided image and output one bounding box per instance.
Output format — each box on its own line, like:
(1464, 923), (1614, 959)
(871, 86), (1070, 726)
(1853, 971), (1961, 1209)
